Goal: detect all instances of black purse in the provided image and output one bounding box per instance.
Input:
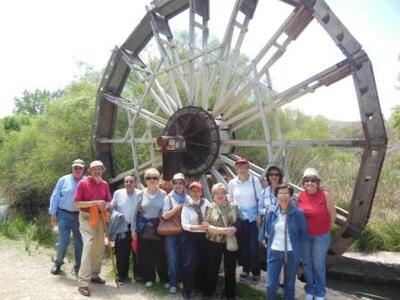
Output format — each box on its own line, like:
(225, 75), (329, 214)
(136, 193), (161, 240)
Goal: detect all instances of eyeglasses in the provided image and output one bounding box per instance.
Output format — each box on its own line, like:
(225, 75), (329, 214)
(124, 180), (135, 183)
(268, 173), (280, 177)
(146, 176), (159, 181)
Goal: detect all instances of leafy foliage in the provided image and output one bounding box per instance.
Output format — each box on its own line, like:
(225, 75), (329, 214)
(13, 89), (63, 116)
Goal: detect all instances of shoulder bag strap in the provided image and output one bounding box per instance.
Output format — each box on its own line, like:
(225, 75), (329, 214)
(252, 176), (259, 205)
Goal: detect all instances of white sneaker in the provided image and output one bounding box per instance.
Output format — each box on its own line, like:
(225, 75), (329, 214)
(315, 297), (324, 300)
(163, 282), (170, 289)
(305, 294), (314, 300)
(169, 286), (177, 294)
(145, 281), (153, 288)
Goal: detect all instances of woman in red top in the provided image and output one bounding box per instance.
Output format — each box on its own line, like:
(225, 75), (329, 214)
(297, 168), (336, 300)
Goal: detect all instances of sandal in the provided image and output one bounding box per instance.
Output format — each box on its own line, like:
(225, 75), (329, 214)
(78, 287), (90, 297)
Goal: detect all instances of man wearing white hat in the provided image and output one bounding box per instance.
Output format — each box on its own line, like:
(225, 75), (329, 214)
(74, 160), (112, 297)
(48, 159), (85, 276)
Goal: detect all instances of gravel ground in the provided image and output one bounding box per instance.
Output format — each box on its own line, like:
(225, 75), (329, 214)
(0, 237), (358, 300)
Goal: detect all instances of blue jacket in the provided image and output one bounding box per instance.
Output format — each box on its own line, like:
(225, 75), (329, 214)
(264, 203), (308, 264)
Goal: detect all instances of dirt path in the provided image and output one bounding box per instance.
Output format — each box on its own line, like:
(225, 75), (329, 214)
(0, 237), (358, 300)
(0, 237), (178, 300)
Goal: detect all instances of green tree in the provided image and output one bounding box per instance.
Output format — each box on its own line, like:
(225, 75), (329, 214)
(13, 89), (62, 115)
(1, 115), (31, 132)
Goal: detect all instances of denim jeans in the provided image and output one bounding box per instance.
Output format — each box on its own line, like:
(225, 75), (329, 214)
(166, 233), (184, 288)
(267, 250), (298, 300)
(301, 232), (331, 297)
(55, 209), (82, 271)
(237, 220), (260, 276)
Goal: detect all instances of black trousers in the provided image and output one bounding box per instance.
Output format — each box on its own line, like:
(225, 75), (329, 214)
(204, 240), (237, 298)
(182, 231), (208, 297)
(237, 219), (260, 276)
(138, 235), (169, 283)
(114, 229), (141, 280)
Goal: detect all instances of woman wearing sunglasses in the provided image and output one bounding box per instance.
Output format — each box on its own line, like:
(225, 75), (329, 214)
(297, 168), (336, 300)
(131, 168), (169, 289)
(259, 166), (284, 239)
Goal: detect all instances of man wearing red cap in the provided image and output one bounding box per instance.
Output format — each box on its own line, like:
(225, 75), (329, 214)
(228, 158), (263, 283)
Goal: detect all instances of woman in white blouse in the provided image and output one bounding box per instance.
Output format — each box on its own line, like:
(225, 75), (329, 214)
(181, 181), (210, 300)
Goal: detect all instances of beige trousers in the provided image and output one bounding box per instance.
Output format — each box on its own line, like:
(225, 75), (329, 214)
(78, 211), (104, 287)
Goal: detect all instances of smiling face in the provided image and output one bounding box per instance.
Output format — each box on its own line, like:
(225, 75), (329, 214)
(266, 167), (282, 187)
(72, 166), (84, 179)
(303, 176), (319, 194)
(189, 187), (202, 200)
(235, 163), (249, 179)
(173, 179), (185, 194)
(89, 166), (104, 179)
(145, 175), (159, 188)
(277, 187), (290, 209)
(124, 175), (136, 193)
(213, 187), (227, 206)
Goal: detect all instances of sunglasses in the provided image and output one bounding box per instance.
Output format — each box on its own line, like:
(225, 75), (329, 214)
(146, 176), (159, 181)
(268, 173), (280, 177)
(304, 178), (317, 183)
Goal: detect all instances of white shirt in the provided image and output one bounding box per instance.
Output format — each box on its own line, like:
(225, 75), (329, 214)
(271, 210), (293, 251)
(228, 175), (263, 222)
(162, 192), (190, 217)
(111, 188), (141, 225)
(181, 198), (210, 232)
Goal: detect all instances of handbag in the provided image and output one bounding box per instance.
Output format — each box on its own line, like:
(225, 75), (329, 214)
(142, 220), (161, 240)
(135, 193), (161, 240)
(226, 235), (238, 251)
(218, 204), (238, 252)
(157, 196), (183, 236)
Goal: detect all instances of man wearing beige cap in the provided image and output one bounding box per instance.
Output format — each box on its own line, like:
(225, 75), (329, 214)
(48, 159), (85, 276)
(74, 160), (112, 297)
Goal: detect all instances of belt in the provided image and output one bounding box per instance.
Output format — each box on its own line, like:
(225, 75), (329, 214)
(59, 208), (79, 214)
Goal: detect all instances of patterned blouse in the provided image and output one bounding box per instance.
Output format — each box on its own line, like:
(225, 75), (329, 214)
(205, 201), (237, 243)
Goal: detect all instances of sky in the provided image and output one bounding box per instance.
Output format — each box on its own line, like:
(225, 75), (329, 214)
(0, 0), (399, 121)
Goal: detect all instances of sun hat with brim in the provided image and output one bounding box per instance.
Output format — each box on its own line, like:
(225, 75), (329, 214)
(172, 173), (186, 183)
(235, 158), (250, 165)
(89, 160), (105, 169)
(302, 168), (321, 180)
(189, 181), (202, 190)
(72, 159), (85, 168)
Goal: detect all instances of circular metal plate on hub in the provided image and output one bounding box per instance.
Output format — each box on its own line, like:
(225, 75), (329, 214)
(163, 106), (220, 176)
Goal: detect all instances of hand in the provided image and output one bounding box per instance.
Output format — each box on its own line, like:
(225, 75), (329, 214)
(225, 227), (237, 236)
(50, 215), (57, 226)
(201, 222), (209, 231)
(131, 231), (138, 241)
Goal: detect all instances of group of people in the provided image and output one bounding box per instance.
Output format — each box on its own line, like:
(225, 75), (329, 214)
(48, 157), (336, 300)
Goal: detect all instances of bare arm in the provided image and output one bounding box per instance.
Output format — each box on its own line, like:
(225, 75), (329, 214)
(162, 205), (183, 219)
(324, 191), (336, 227)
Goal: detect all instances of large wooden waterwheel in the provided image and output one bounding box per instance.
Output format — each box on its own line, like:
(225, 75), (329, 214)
(93, 0), (387, 261)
